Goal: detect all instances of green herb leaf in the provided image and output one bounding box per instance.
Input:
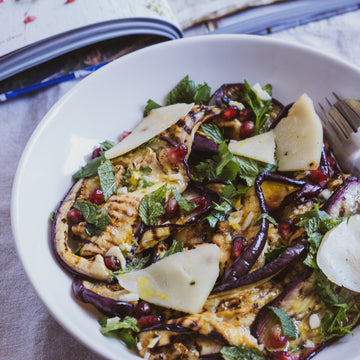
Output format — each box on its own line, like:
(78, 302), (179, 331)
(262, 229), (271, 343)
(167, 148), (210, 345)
(265, 244), (289, 263)
(244, 80), (272, 134)
(49, 211), (55, 222)
(296, 205), (343, 268)
(139, 178), (154, 188)
(100, 140), (115, 151)
(166, 75), (212, 105)
(140, 166), (152, 175)
(171, 187), (197, 213)
(139, 185), (167, 225)
(98, 159), (117, 201)
(193, 82), (212, 104)
(199, 123), (224, 144)
(205, 201), (232, 228)
(114, 255), (150, 275)
(143, 99), (161, 117)
(268, 306), (298, 339)
(73, 155), (104, 179)
(74, 201), (110, 233)
(252, 213), (278, 226)
(99, 316), (139, 349)
(163, 239), (184, 258)
(221, 345), (266, 360)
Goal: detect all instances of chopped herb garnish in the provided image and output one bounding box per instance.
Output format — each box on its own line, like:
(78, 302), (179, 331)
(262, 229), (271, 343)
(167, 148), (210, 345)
(115, 255), (150, 274)
(139, 178), (154, 188)
(244, 80), (272, 134)
(49, 211), (55, 222)
(296, 204), (343, 268)
(171, 187), (197, 213)
(97, 159), (117, 201)
(268, 306), (298, 339)
(140, 166), (152, 175)
(143, 99), (161, 117)
(139, 184), (167, 226)
(252, 213), (278, 227)
(205, 201), (232, 228)
(265, 244), (289, 263)
(73, 155), (104, 180)
(100, 140), (115, 151)
(166, 75), (212, 105)
(99, 316), (139, 349)
(73, 200), (110, 235)
(199, 123), (225, 144)
(221, 345), (266, 360)
(163, 239), (184, 258)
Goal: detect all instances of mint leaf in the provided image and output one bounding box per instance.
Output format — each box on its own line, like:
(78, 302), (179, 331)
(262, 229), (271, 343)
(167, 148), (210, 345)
(140, 166), (152, 175)
(244, 80), (272, 134)
(296, 205), (343, 268)
(143, 99), (161, 117)
(193, 82), (212, 104)
(205, 201), (232, 228)
(98, 159), (117, 201)
(100, 140), (115, 151)
(252, 213), (278, 227)
(221, 345), (266, 360)
(163, 239), (184, 258)
(73, 155), (104, 179)
(99, 316), (139, 334)
(74, 201), (110, 233)
(121, 168), (137, 192)
(268, 306), (298, 339)
(265, 244), (289, 263)
(171, 187), (197, 213)
(139, 185), (167, 225)
(166, 75), (212, 105)
(199, 123), (224, 144)
(99, 316), (139, 349)
(139, 178), (154, 188)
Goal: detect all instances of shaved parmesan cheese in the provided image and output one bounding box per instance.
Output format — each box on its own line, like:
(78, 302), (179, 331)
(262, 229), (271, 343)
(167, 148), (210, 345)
(116, 244), (220, 313)
(228, 130), (276, 164)
(274, 93), (323, 171)
(317, 214), (360, 293)
(105, 103), (194, 159)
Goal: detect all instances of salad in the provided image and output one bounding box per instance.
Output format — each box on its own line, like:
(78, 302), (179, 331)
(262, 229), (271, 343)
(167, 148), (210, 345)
(52, 76), (360, 360)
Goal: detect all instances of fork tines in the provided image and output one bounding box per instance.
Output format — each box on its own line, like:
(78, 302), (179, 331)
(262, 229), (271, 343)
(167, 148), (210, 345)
(319, 92), (360, 140)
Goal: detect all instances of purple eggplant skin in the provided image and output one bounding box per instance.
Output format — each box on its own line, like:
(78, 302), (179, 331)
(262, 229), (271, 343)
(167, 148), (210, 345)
(220, 172), (307, 286)
(269, 102), (293, 130)
(213, 240), (307, 294)
(322, 177), (360, 217)
(251, 268), (313, 339)
(250, 268), (343, 360)
(214, 83), (246, 107)
(192, 133), (219, 154)
(72, 278), (135, 318)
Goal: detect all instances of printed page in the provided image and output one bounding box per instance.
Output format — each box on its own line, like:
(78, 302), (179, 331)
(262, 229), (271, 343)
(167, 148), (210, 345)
(167, 0), (282, 29)
(0, 0), (178, 58)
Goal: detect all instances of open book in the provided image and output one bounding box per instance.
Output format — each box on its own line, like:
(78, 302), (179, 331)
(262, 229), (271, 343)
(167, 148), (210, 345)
(0, 0), (358, 102)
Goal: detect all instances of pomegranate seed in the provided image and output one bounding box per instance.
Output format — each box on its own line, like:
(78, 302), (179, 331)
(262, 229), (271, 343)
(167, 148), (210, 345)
(104, 256), (121, 271)
(268, 325), (287, 349)
(232, 237), (246, 257)
(163, 197), (180, 219)
(135, 301), (152, 318)
(89, 189), (104, 204)
(68, 208), (84, 224)
(190, 196), (211, 214)
(91, 147), (103, 159)
(326, 155), (335, 167)
(119, 131), (132, 141)
(167, 144), (188, 164)
(137, 315), (161, 329)
(310, 168), (327, 188)
(277, 219), (298, 241)
(238, 108), (252, 121)
(271, 351), (298, 360)
(240, 120), (255, 139)
(24, 15), (36, 24)
(65, 0), (76, 3)
(221, 107), (238, 120)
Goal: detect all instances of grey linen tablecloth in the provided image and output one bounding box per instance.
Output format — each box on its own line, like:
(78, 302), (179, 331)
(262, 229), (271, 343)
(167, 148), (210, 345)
(1, 10), (360, 360)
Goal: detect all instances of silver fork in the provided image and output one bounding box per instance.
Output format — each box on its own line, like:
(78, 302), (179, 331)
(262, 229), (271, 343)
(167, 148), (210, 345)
(319, 92), (360, 177)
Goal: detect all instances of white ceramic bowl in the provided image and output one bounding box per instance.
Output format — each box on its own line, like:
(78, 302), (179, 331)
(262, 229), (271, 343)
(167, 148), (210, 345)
(12, 34), (360, 360)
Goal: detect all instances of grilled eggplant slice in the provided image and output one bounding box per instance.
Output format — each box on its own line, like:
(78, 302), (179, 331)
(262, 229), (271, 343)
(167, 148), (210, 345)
(53, 106), (221, 280)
